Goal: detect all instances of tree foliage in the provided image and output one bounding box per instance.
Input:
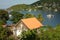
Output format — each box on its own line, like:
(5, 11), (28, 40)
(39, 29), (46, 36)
(20, 30), (37, 40)
(0, 9), (9, 24)
(31, 0), (60, 11)
(0, 26), (14, 40)
(37, 14), (44, 22)
(20, 25), (60, 40)
(7, 4), (35, 11)
(24, 13), (35, 18)
(11, 11), (24, 23)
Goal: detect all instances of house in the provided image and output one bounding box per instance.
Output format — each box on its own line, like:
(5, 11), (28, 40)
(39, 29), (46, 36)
(12, 17), (43, 36)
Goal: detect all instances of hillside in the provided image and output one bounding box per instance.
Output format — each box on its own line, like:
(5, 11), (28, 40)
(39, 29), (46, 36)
(7, 4), (36, 11)
(30, 0), (60, 11)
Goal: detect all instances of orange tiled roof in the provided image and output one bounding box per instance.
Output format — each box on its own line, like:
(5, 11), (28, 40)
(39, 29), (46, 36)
(21, 17), (43, 30)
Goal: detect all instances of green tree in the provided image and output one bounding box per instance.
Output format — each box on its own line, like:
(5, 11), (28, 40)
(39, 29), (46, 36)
(37, 14), (44, 22)
(39, 25), (60, 40)
(20, 30), (37, 40)
(0, 20), (5, 25)
(24, 13), (35, 18)
(11, 11), (24, 23)
(56, 24), (60, 31)
(0, 9), (9, 24)
(39, 0), (60, 11)
(0, 26), (14, 40)
(19, 25), (60, 40)
(31, 0), (60, 11)
(54, 24), (60, 40)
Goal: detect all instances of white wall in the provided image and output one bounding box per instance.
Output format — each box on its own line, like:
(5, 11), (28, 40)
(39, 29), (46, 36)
(13, 22), (28, 36)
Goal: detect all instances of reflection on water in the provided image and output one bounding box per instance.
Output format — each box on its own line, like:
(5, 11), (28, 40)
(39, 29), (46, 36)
(47, 14), (54, 19)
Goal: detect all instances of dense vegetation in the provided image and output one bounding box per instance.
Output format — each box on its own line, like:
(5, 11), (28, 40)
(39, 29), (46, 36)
(10, 11), (24, 23)
(0, 25), (15, 40)
(31, 0), (60, 12)
(0, 24), (60, 40)
(7, 4), (36, 11)
(20, 25), (60, 40)
(7, 0), (60, 11)
(0, 9), (43, 25)
(10, 11), (43, 23)
(0, 0), (60, 40)
(0, 9), (9, 25)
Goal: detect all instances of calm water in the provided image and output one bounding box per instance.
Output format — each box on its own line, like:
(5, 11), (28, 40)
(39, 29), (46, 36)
(20, 10), (60, 27)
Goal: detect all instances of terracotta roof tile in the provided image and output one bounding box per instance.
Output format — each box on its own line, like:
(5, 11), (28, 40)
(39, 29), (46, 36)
(21, 17), (43, 30)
